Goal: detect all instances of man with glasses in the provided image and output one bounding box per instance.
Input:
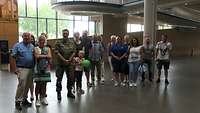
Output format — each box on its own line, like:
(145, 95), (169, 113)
(12, 32), (34, 110)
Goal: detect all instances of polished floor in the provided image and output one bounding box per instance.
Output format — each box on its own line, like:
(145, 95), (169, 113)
(0, 57), (200, 113)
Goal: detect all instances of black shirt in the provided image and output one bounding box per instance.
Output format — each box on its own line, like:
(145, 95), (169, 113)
(81, 36), (92, 59)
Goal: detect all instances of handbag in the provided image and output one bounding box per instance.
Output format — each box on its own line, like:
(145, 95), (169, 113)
(138, 63), (148, 74)
(34, 72), (51, 82)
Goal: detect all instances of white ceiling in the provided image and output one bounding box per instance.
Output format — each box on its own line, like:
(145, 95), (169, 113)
(127, 0), (200, 18)
(126, 0), (200, 27)
(52, 0), (200, 27)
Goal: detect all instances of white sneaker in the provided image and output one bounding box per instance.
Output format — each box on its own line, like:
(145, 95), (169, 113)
(114, 82), (119, 87)
(123, 80), (127, 83)
(133, 83), (137, 87)
(129, 83), (133, 87)
(41, 98), (48, 105)
(35, 100), (40, 107)
(101, 77), (105, 82)
(121, 82), (126, 87)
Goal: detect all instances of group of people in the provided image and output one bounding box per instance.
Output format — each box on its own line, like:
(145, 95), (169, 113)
(12, 28), (172, 111)
(108, 34), (172, 87)
(12, 32), (52, 110)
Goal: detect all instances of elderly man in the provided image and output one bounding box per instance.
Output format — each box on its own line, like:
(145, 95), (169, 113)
(12, 32), (34, 110)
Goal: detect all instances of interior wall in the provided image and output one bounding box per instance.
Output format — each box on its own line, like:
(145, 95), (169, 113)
(0, 0), (18, 72)
(102, 14), (128, 43)
(46, 28), (200, 67)
(0, 22), (18, 72)
(128, 28), (200, 57)
(0, 21), (18, 48)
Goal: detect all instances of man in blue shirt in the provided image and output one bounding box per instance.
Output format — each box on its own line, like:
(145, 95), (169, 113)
(12, 32), (34, 110)
(89, 35), (104, 85)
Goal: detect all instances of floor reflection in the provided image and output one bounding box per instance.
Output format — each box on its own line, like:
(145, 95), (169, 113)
(1, 57), (200, 113)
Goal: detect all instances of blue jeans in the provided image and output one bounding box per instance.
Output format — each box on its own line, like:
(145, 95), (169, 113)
(129, 61), (140, 83)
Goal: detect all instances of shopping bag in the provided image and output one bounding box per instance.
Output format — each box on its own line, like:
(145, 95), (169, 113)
(138, 63), (148, 77)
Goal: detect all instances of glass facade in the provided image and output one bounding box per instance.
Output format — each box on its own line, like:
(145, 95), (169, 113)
(127, 24), (173, 33)
(18, 0), (95, 40)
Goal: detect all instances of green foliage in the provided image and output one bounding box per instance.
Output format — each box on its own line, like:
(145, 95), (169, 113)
(18, 0), (69, 39)
(18, 0), (94, 39)
(19, 18), (37, 36)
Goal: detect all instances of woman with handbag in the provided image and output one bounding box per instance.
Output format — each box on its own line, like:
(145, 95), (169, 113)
(34, 35), (52, 107)
(128, 38), (144, 87)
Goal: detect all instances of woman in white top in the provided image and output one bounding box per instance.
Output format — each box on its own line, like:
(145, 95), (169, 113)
(128, 38), (144, 87)
(108, 35), (116, 80)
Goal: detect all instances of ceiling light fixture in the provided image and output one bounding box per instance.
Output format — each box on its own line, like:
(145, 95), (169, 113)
(184, 2), (188, 6)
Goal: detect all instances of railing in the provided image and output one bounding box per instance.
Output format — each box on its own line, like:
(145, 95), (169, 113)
(51, 0), (123, 5)
(51, 0), (144, 5)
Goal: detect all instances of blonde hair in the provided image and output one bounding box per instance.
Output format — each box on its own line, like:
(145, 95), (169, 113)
(79, 50), (84, 54)
(38, 35), (47, 44)
(124, 34), (130, 39)
(110, 35), (116, 39)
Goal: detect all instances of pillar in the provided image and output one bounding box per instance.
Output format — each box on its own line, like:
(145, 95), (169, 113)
(144, 0), (157, 44)
(102, 14), (127, 43)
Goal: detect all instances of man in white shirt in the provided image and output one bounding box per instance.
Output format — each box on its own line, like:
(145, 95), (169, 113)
(155, 34), (172, 84)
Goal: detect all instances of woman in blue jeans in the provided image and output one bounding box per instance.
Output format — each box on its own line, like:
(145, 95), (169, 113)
(128, 38), (144, 87)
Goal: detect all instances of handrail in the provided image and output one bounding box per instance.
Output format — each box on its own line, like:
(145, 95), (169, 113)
(51, 0), (144, 5)
(51, 0), (123, 5)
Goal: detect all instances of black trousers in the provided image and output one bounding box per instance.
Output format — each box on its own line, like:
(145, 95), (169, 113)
(75, 71), (83, 89)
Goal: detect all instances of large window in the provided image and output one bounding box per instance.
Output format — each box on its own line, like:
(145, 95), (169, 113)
(19, 18), (37, 36)
(158, 24), (173, 30)
(58, 20), (74, 38)
(38, 0), (56, 18)
(89, 21), (95, 36)
(18, 0), (95, 40)
(47, 19), (57, 39)
(38, 19), (47, 34)
(127, 24), (144, 33)
(127, 23), (173, 33)
(18, 0), (26, 16)
(74, 21), (88, 34)
(27, 0), (37, 17)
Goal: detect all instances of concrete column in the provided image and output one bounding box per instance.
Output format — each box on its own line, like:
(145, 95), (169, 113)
(102, 14), (127, 43)
(144, 0), (157, 44)
(11, 0), (14, 19)
(96, 15), (103, 35)
(144, 0), (157, 76)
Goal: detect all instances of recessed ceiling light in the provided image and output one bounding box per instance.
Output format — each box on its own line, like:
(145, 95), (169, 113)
(184, 2), (188, 6)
